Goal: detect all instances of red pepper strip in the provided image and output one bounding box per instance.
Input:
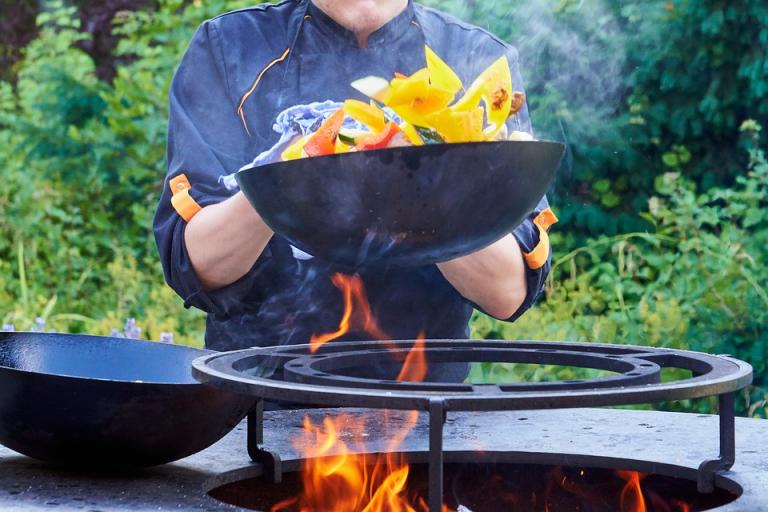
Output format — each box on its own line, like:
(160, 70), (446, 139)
(303, 109), (346, 157)
(355, 122), (403, 151)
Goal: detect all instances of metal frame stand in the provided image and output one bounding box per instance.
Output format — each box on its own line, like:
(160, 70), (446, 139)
(428, 399), (446, 512)
(247, 400), (282, 484)
(698, 392), (736, 493)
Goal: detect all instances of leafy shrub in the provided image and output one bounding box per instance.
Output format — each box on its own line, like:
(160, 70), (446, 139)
(0, 0), (252, 346)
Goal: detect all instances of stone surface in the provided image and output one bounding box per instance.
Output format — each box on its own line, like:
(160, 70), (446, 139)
(0, 408), (766, 511)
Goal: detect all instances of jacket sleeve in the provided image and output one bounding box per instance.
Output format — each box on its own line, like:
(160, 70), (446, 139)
(153, 20), (272, 316)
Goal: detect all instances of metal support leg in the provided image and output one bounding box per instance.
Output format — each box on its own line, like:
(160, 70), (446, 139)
(698, 392), (736, 493)
(428, 399), (446, 512)
(247, 400), (282, 483)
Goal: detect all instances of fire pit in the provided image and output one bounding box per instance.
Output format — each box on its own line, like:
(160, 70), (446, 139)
(208, 459), (740, 511)
(193, 339), (753, 511)
(2, 407), (768, 511)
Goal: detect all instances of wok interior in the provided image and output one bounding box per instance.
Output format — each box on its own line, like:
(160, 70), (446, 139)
(0, 332), (201, 384)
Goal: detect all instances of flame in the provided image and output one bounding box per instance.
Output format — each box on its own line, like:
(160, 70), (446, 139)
(396, 332), (427, 382)
(271, 415), (422, 512)
(617, 470), (648, 512)
(310, 273), (391, 352)
(277, 333), (430, 511)
(275, 274), (437, 512)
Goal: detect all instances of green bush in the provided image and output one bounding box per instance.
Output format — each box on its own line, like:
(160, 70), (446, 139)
(0, 0), (252, 345)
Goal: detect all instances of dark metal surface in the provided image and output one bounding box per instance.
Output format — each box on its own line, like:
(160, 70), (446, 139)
(236, 140), (564, 268)
(192, 339), (753, 412)
(247, 402), (282, 484)
(0, 332), (256, 467)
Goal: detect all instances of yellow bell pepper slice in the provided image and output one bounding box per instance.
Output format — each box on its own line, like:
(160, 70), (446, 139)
(343, 99), (387, 133)
(425, 45), (462, 97)
(281, 134), (310, 161)
(386, 79), (455, 126)
(452, 55), (513, 140)
(424, 106), (485, 143)
(334, 137), (353, 153)
(399, 122), (425, 146)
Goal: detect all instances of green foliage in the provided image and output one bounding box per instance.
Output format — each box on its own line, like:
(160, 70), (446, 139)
(0, 0), (252, 345)
(472, 124), (768, 417)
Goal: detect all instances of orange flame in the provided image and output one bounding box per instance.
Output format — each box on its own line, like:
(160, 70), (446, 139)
(310, 273), (391, 352)
(273, 274), (438, 512)
(271, 414), (422, 512)
(617, 470), (648, 512)
(273, 397), (430, 511)
(396, 333), (427, 383)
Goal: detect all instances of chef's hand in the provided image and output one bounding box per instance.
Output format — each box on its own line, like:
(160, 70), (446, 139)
(437, 234), (527, 320)
(185, 191), (273, 291)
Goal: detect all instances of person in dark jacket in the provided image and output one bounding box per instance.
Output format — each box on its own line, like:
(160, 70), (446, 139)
(153, 0), (556, 364)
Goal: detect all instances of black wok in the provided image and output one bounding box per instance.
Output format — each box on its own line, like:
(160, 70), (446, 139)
(0, 332), (256, 467)
(237, 140), (564, 268)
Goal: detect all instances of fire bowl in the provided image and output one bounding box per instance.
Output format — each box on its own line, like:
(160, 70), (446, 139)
(236, 141), (564, 268)
(0, 332), (257, 467)
(206, 457), (740, 512)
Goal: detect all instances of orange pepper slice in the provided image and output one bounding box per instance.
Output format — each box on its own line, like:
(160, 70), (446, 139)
(354, 122), (404, 150)
(303, 109), (345, 157)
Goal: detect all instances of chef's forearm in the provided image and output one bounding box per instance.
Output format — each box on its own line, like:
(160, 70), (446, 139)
(437, 234), (528, 320)
(184, 192), (273, 291)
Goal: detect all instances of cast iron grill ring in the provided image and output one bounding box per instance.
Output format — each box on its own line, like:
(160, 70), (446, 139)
(192, 340), (752, 412)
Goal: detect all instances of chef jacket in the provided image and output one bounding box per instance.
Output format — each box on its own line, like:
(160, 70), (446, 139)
(153, 0), (555, 353)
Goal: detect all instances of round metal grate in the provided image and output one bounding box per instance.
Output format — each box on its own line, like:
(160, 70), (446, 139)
(192, 340), (752, 412)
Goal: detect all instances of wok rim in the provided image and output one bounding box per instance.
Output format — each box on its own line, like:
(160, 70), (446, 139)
(0, 331), (213, 388)
(236, 138), (565, 175)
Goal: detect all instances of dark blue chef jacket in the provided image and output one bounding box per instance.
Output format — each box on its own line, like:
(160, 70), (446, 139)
(153, 0), (552, 353)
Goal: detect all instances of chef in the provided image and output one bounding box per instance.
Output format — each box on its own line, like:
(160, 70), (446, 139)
(153, 0), (556, 369)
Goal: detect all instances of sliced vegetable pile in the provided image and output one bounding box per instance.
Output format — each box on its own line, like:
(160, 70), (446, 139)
(281, 45), (530, 162)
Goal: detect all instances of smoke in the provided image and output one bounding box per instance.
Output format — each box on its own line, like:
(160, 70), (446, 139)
(503, 0), (627, 138)
(512, 0), (628, 209)
(423, 0), (628, 193)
